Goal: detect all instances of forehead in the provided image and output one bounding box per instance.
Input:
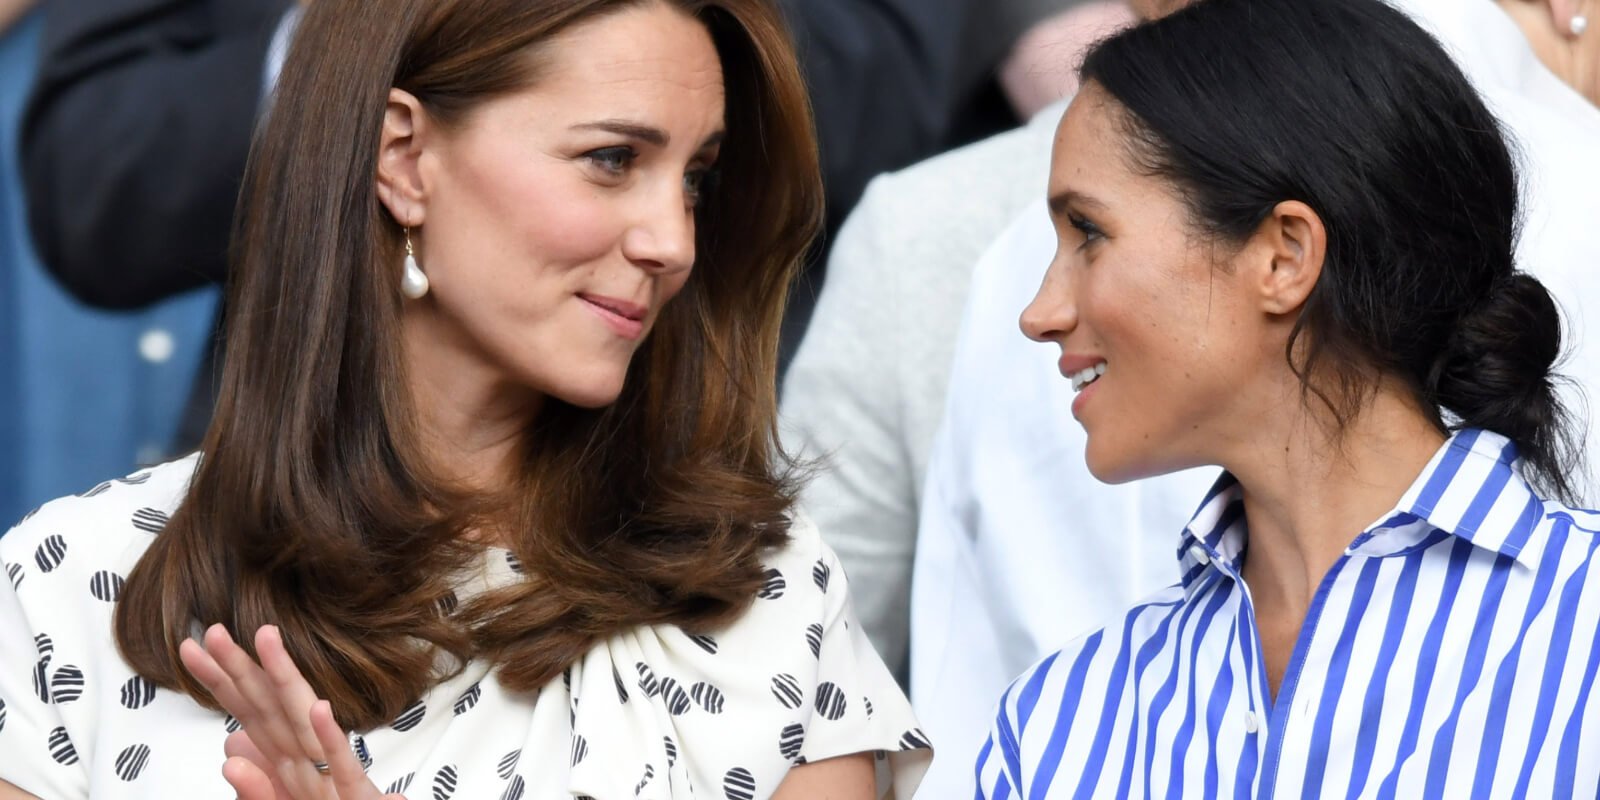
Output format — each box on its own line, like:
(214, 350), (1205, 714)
(535, 4), (726, 112)
(1048, 86), (1128, 199)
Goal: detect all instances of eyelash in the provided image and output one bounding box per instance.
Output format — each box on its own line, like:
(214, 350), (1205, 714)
(582, 146), (719, 208)
(1067, 213), (1105, 248)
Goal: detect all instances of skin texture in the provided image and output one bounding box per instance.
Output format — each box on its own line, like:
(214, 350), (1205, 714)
(1023, 84), (1447, 696)
(380, 3), (718, 492)
(1495, 0), (1600, 105)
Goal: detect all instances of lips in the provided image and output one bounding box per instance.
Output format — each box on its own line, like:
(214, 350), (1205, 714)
(579, 293), (649, 340)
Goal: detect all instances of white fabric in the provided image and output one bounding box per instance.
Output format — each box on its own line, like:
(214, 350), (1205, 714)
(780, 105), (1063, 680)
(909, 1), (1600, 795)
(0, 457), (930, 799)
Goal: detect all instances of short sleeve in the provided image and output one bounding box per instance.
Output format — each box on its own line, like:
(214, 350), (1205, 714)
(0, 521), (88, 798)
(797, 530), (932, 796)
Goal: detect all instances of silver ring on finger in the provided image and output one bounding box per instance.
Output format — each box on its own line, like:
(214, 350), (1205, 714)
(312, 760), (331, 776)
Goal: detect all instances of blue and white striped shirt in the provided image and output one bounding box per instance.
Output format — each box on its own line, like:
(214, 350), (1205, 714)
(976, 428), (1600, 799)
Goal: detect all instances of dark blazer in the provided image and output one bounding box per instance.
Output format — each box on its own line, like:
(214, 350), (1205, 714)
(21, 0), (290, 310)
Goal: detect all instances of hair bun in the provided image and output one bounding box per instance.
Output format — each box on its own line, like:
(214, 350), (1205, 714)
(1428, 272), (1564, 446)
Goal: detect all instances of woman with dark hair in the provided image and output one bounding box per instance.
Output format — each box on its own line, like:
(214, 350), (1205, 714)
(976, 0), (1600, 796)
(0, 1), (931, 798)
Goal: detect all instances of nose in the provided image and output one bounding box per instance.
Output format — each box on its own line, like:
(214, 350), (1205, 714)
(621, 182), (697, 275)
(1020, 251), (1078, 343)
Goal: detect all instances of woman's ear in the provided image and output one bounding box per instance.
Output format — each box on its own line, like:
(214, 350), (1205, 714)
(375, 88), (430, 227)
(1251, 200), (1326, 317)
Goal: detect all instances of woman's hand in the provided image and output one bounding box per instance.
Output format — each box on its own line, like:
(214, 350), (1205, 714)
(179, 624), (399, 800)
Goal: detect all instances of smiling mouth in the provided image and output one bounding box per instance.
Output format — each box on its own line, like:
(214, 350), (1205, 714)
(1070, 362), (1106, 392)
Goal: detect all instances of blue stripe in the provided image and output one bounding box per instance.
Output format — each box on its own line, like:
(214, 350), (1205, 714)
(1411, 430), (1478, 515)
(1419, 550), (1516, 797)
(1513, 525), (1598, 798)
(1453, 451), (1514, 537)
(997, 687), (1024, 791)
(1141, 581), (1212, 791)
(1165, 582), (1234, 796)
(1073, 600), (1181, 799)
(1373, 536), (1475, 800)
(975, 735), (996, 800)
(1113, 601), (1186, 798)
(1300, 556), (1384, 796)
(1201, 618), (1240, 799)
(1029, 631), (1103, 799)
(1014, 650), (1062, 738)
(1469, 516), (1568, 797)
(1344, 546), (1429, 800)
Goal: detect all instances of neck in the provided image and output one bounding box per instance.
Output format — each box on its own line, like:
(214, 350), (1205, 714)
(402, 309), (542, 495)
(1496, 0), (1600, 106)
(1222, 379), (1446, 614)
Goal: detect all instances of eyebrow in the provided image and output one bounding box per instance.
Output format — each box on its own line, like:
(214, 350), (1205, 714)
(1047, 189), (1109, 219)
(570, 120), (726, 151)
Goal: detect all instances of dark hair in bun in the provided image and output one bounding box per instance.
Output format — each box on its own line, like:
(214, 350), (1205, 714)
(1079, 0), (1581, 500)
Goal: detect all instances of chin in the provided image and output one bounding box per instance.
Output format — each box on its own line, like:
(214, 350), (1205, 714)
(1084, 437), (1152, 485)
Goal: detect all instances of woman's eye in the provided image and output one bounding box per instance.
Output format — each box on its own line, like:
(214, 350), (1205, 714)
(1067, 213), (1105, 248)
(584, 146), (635, 175)
(684, 168), (719, 207)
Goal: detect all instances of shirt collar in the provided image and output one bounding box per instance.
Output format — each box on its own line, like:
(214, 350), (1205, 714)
(1176, 428), (1548, 587)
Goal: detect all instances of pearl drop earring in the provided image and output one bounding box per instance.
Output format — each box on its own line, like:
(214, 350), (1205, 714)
(401, 226), (430, 300)
(1573, 14), (1589, 36)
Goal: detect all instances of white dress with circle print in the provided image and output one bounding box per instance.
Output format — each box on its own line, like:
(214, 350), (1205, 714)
(0, 455), (932, 799)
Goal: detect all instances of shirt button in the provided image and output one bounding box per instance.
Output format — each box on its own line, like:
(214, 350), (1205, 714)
(1191, 546), (1212, 566)
(138, 328), (176, 364)
(1244, 711), (1261, 734)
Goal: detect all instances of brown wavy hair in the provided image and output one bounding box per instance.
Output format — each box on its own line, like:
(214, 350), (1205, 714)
(114, 0), (822, 730)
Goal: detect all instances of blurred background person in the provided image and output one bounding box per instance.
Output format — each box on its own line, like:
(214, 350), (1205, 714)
(0, 0), (215, 530)
(914, 0), (1600, 793)
(781, 0), (1134, 685)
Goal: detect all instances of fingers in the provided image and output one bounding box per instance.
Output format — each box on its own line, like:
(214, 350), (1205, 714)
(225, 731), (293, 799)
(310, 700), (384, 800)
(223, 755), (280, 800)
(256, 625), (329, 760)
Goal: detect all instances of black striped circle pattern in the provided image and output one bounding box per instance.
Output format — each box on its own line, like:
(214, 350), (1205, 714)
(384, 772), (415, 794)
(635, 763), (656, 795)
(805, 623), (824, 659)
(48, 726), (78, 765)
(662, 680), (691, 716)
(770, 673), (803, 709)
(865, 696), (875, 719)
(114, 743), (151, 781)
(6, 562), (21, 591)
(51, 664), (85, 704)
(636, 662), (660, 697)
(77, 481), (112, 498)
(453, 682), (481, 715)
(690, 681), (725, 714)
(500, 775), (525, 800)
(89, 570), (125, 602)
(612, 665), (629, 704)
(663, 735), (678, 768)
(812, 559), (831, 593)
(898, 728), (932, 751)
(351, 733), (373, 769)
(687, 633), (719, 654)
(130, 508), (169, 534)
(504, 552), (524, 574)
(34, 534), (67, 572)
(32, 658), (51, 703)
(723, 766), (757, 800)
(0, 697), (7, 733)
(814, 682), (847, 721)
(432, 764), (459, 800)
(755, 568), (786, 600)
(391, 699), (426, 732)
(224, 715), (242, 734)
(120, 676), (157, 709)
(570, 735), (589, 766)
(497, 748), (521, 779)
(778, 723), (805, 762)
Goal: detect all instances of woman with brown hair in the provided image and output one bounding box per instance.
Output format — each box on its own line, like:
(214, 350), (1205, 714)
(0, 0), (930, 797)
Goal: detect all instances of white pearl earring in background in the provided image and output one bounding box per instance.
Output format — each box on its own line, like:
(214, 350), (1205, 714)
(401, 227), (430, 300)
(1573, 14), (1589, 36)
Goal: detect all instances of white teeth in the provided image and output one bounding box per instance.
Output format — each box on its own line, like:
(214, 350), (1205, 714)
(1070, 363), (1107, 392)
